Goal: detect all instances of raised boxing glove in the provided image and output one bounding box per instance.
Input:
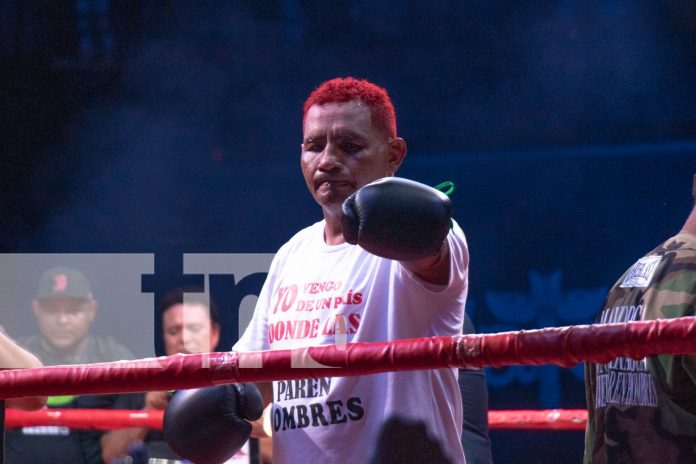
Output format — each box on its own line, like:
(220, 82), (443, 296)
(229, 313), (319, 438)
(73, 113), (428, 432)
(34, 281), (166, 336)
(163, 383), (264, 464)
(341, 177), (452, 261)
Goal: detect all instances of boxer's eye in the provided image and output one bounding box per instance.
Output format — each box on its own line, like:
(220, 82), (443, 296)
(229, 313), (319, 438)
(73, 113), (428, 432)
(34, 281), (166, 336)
(342, 142), (362, 153)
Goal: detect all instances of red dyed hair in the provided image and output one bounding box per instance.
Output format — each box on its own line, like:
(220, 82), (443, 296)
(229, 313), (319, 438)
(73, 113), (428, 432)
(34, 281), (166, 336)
(303, 77), (397, 137)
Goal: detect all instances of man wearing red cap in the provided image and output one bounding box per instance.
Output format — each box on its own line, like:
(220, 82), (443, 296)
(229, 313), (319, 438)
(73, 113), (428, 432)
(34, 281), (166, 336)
(7, 266), (133, 464)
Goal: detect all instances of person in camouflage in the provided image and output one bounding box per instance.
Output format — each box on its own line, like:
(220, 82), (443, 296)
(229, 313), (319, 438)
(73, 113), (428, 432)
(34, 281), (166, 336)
(584, 174), (696, 464)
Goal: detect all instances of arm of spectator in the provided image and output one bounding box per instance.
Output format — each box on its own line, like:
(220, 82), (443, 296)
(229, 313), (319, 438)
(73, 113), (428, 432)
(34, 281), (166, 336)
(0, 329), (46, 410)
(459, 315), (493, 464)
(100, 391), (169, 463)
(459, 368), (493, 464)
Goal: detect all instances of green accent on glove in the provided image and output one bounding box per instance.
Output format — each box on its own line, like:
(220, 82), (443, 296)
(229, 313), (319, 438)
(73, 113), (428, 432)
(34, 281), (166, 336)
(434, 181), (455, 228)
(434, 181), (455, 197)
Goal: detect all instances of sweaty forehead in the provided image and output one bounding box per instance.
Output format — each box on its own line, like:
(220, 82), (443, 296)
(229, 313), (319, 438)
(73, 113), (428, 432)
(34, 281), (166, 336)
(303, 101), (373, 136)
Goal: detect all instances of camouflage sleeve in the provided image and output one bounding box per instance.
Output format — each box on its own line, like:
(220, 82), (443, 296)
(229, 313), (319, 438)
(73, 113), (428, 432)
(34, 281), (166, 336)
(644, 235), (696, 407)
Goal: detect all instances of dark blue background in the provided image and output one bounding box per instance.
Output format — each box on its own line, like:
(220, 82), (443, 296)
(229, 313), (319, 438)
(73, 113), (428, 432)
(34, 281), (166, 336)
(2, 2), (695, 462)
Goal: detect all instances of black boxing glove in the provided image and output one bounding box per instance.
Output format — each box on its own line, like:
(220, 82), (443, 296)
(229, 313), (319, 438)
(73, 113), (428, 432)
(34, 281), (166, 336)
(341, 177), (452, 261)
(163, 383), (264, 464)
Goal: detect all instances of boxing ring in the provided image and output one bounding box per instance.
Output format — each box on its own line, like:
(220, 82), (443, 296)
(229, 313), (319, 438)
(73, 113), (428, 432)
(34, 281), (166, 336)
(3, 407), (588, 431)
(1, 316), (695, 461)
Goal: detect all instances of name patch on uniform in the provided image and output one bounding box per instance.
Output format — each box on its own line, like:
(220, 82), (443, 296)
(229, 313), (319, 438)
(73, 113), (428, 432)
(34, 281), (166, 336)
(620, 255), (662, 288)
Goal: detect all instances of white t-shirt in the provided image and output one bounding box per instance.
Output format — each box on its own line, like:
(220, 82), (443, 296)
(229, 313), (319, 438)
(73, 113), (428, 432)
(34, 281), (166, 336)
(234, 220), (469, 463)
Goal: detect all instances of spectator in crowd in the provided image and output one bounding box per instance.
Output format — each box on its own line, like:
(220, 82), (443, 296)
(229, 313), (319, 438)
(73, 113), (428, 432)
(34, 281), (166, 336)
(7, 266), (133, 464)
(102, 288), (271, 463)
(584, 174), (696, 463)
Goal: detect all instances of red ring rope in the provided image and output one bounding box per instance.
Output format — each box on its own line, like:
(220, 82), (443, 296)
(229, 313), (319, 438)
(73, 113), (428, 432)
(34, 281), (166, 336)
(487, 409), (586, 431)
(5, 408), (587, 431)
(0, 317), (694, 399)
(6, 408), (163, 430)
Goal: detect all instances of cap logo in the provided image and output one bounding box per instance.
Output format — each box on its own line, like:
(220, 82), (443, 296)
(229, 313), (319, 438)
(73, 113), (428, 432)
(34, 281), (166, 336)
(53, 274), (68, 292)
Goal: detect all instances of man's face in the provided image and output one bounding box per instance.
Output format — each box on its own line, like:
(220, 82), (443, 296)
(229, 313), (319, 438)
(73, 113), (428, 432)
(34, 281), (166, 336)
(162, 303), (220, 355)
(301, 100), (406, 214)
(32, 297), (96, 354)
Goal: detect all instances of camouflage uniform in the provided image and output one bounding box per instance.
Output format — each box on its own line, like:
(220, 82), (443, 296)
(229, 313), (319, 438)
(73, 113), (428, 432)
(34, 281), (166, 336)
(584, 233), (696, 464)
